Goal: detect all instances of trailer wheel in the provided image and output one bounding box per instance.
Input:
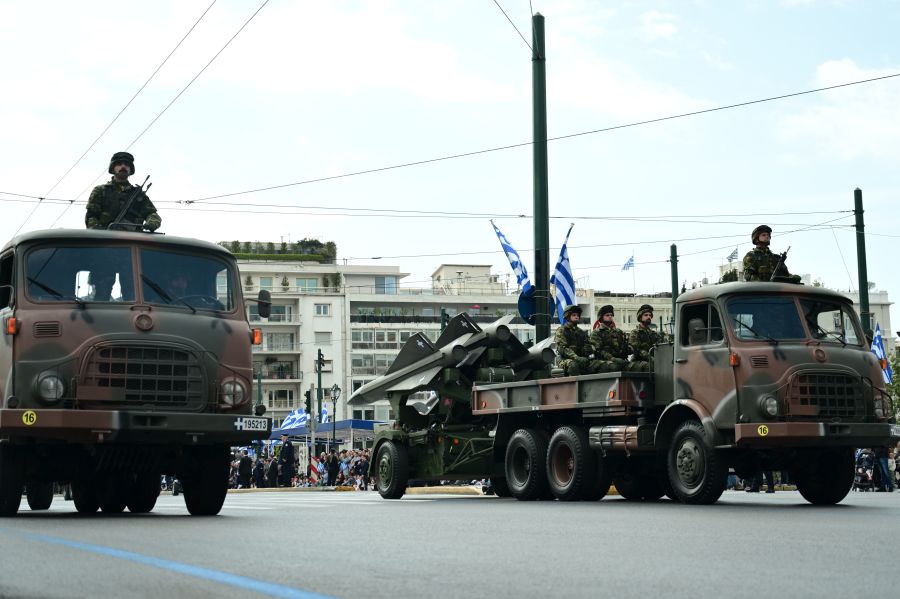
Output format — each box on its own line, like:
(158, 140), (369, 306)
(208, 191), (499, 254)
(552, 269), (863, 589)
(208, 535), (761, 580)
(182, 446), (230, 516)
(98, 474), (128, 514)
(505, 429), (549, 501)
(26, 482), (54, 511)
(127, 473), (161, 513)
(667, 420), (727, 505)
(0, 445), (24, 517)
(547, 426), (595, 501)
(72, 481), (99, 514)
(375, 441), (409, 499)
(795, 448), (854, 505)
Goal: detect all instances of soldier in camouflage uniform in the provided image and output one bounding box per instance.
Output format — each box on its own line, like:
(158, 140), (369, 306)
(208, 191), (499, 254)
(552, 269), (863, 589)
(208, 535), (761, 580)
(589, 305), (630, 372)
(629, 304), (664, 372)
(554, 304), (596, 376)
(742, 225), (800, 283)
(85, 152), (162, 231)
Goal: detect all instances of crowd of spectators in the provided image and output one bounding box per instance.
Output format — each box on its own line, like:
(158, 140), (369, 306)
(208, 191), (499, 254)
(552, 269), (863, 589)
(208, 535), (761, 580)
(229, 448), (372, 491)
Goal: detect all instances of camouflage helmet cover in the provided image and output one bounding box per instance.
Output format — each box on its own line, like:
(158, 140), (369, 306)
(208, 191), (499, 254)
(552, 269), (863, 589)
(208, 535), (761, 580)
(108, 151), (135, 175)
(637, 304), (653, 318)
(562, 304), (582, 319)
(598, 304), (614, 317)
(751, 224), (772, 245)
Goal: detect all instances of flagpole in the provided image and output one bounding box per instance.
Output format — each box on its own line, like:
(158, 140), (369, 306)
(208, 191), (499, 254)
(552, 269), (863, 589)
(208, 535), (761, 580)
(632, 248), (635, 295)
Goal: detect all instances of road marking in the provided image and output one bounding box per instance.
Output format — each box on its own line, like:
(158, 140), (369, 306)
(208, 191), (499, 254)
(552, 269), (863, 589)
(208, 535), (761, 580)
(1, 528), (331, 599)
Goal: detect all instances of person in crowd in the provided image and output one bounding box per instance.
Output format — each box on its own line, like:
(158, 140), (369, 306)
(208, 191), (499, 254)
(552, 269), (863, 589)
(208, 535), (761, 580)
(238, 450), (252, 489)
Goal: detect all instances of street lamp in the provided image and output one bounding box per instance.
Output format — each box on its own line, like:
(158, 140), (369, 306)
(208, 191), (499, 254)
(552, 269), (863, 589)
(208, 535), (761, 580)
(330, 384), (341, 452)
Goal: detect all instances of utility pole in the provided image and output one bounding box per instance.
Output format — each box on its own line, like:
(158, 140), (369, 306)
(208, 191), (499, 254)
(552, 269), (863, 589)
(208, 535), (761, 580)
(316, 349), (324, 417)
(670, 244), (679, 326)
(854, 188), (871, 332)
(532, 12), (551, 342)
(308, 382), (316, 456)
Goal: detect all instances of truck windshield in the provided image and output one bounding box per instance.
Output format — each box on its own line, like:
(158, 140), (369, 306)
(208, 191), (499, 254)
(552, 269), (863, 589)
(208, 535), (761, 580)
(799, 298), (862, 346)
(726, 296), (806, 341)
(26, 246), (135, 303)
(139, 248), (234, 312)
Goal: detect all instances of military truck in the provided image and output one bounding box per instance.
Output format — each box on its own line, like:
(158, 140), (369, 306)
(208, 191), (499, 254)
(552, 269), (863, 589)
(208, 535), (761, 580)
(0, 229), (272, 517)
(350, 282), (899, 505)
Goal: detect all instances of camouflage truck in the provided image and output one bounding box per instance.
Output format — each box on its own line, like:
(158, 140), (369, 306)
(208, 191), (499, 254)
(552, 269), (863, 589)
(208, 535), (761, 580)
(350, 283), (900, 505)
(0, 229), (272, 517)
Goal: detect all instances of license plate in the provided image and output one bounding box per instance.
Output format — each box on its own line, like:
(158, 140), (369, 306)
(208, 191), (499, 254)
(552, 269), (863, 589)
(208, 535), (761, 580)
(891, 424), (900, 438)
(235, 417), (269, 432)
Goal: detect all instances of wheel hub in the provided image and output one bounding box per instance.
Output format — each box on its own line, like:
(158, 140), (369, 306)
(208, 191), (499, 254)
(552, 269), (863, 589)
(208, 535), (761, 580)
(676, 439), (702, 486)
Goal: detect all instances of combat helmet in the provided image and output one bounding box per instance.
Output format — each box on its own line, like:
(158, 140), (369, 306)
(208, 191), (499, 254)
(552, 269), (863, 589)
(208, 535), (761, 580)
(637, 304), (653, 318)
(108, 151), (135, 175)
(751, 225), (772, 245)
(598, 304), (614, 317)
(562, 304), (583, 320)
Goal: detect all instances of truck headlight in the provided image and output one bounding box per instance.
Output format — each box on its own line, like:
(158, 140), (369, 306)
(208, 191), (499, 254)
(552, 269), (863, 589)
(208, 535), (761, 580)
(759, 394), (778, 418)
(874, 400), (884, 418)
(221, 380), (246, 406)
(37, 374), (65, 402)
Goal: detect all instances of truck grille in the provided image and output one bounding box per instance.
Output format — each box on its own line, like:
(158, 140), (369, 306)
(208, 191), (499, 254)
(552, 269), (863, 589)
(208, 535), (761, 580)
(83, 346), (204, 408)
(785, 373), (864, 420)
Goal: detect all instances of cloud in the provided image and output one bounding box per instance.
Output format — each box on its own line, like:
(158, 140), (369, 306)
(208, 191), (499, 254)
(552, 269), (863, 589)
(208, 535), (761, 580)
(777, 59), (900, 164)
(639, 11), (678, 42)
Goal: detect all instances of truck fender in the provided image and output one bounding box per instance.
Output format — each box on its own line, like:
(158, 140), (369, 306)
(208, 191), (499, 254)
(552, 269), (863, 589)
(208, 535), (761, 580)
(655, 400), (722, 449)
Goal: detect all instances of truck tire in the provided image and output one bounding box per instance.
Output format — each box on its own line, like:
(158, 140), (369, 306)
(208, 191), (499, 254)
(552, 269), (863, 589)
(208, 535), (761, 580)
(795, 448), (854, 505)
(505, 429), (549, 501)
(72, 481), (99, 514)
(127, 473), (161, 513)
(98, 475), (128, 514)
(375, 441), (409, 499)
(547, 426), (595, 501)
(613, 473), (662, 501)
(0, 446), (24, 517)
(491, 477), (511, 497)
(667, 420), (727, 505)
(583, 453), (613, 501)
(183, 446), (230, 516)
(26, 482), (54, 511)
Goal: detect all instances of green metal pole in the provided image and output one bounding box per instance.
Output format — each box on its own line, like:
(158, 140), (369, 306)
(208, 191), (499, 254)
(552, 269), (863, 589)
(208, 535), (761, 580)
(532, 13), (551, 342)
(256, 370), (262, 406)
(670, 244), (678, 324)
(316, 349), (323, 418)
(854, 188), (871, 331)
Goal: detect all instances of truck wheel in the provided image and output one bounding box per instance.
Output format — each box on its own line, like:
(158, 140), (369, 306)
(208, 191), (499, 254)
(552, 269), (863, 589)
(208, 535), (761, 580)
(375, 441), (409, 499)
(795, 449), (854, 505)
(72, 481), (99, 514)
(582, 452), (613, 501)
(491, 477), (511, 497)
(667, 420), (727, 505)
(98, 475), (128, 514)
(26, 482), (54, 511)
(183, 446), (230, 516)
(613, 472), (662, 501)
(127, 473), (161, 513)
(0, 446), (24, 517)
(505, 429), (549, 501)
(547, 426), (595, 501)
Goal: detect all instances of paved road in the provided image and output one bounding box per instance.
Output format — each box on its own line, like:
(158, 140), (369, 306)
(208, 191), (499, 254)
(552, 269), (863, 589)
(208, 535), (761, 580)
(0, 489), (898, 599)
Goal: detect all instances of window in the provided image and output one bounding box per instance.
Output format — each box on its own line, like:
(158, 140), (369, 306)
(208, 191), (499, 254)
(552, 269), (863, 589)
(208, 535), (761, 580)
(0, 253), (13, 308)
(26, 246), (135, 303)
(351, 354), (375, 375)
(399, 331), (413, 344)
(140, 249), (233, 311)
(727, 296), (805, 341)
(315, 303), (331, 316)
(800, 298), (862, 346)
(352, 330), (374, 349)
(421, 307), (434, 317)
(375, 276), (397, 295)
(314, 331), (332, 345)
(356, 307), (375, 316)
(265, 332), (294, 351)
(353, 408), (376, 420)
(375, 331), (398, 349)
(269, 305), (291, 322)
(375, 353), (394, 375)
(260, 277), (273, 292)
(267, 389), (295, 409)
(296, 278), (317, 292)
(680, 304), (724, 346)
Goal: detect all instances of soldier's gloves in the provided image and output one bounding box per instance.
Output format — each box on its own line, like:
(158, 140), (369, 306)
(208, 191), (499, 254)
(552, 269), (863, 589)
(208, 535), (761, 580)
(144, 222), (159, 232)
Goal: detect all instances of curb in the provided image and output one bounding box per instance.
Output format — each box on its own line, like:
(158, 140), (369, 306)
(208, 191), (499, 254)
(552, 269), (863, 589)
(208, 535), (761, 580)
(406, 486), (483, 495)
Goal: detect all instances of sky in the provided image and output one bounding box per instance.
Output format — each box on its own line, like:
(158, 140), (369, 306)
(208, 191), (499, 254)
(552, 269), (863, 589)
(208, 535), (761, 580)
(2, 0), (899, 335)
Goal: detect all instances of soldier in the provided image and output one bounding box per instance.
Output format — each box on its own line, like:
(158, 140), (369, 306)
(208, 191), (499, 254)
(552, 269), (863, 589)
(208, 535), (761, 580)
(85, 151), (161, 231)
(629, 304), (664, 372)
(589, 305), (630, 372)
(554, 304), (595, 376)
(742, 225), (800, 283)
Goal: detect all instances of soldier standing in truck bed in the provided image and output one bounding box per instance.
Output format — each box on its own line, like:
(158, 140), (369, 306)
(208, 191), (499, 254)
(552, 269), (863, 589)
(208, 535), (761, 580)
(554, 304), (596, 376)
(85, 151), (161, 231)
(629, 304), (664, 372)
(742, 225), (800, 283)
(590, 305), (630, 372)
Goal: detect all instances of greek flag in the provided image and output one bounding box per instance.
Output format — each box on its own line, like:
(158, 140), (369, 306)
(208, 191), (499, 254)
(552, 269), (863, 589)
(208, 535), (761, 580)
(491, 221), (533, 294)
(870, 323), (893, 384)
(279, 408), (309, 431)
(320, 406), (329, 424)
(727, 248), (739, 262)
(550, 224), (576, 325)
(622, 255), (634, 271)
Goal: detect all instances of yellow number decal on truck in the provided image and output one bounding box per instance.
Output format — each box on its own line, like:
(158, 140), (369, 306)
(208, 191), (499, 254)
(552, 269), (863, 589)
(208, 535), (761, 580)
(22, 410), (37, 426)
(757, 425), (769, 436)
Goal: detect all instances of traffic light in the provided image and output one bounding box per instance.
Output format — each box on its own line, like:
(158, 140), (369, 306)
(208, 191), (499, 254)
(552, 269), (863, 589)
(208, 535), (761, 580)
(440, 308), (450, 331)
(304, 389), (311, 413)
(317, 348), (325, 371)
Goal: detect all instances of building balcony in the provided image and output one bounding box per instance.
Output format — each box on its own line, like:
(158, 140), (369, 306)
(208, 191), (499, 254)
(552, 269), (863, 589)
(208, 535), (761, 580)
(349, 314), (527, 325)
(252, 344), (301, 353)
(249, 315), (302, 325)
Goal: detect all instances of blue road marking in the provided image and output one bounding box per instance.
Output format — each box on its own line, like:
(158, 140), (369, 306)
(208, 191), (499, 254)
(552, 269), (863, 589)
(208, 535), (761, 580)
(2, 529), (331, 599)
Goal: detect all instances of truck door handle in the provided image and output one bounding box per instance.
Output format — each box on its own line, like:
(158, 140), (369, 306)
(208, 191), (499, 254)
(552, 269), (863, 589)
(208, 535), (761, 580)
(675, 358), (687, 363)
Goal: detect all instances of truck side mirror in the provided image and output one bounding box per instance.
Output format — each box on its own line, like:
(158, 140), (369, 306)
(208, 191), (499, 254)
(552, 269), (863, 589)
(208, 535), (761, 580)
(257, 289), (271, 318)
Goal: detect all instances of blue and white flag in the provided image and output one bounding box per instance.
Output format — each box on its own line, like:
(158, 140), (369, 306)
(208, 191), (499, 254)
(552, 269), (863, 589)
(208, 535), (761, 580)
(622, 255), (634, 271)
(550, 224), (576, 325)
(279, 409), (301, 430)
(870, 323), (893, 384)
(726, 248), (739, 262)
(491, 221), (533, 295)
(320, 406), (329, 424)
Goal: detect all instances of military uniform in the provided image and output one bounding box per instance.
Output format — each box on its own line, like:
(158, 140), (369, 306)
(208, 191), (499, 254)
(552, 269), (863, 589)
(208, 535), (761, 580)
(554, 305), (596, 375)
(85, 152), (161, 231)
(589, 306), (630, 373)
(742, 225), (800, 283)
(628, 304), (665, 372)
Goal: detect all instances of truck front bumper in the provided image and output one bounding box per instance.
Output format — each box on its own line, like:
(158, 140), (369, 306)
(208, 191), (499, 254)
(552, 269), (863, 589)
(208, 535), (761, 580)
(735, 421), (900, 447)
(0, 408), (270, 445)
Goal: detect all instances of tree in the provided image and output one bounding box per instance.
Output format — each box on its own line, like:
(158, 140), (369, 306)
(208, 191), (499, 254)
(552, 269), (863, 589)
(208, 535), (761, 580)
(229, 240), (241, 253)
(280, 241), (287, 253)
(242, 241), (251, 253)
(720, 269), (738, 283)
(266, 241), (275, 253)
(331, 272), (342, 291)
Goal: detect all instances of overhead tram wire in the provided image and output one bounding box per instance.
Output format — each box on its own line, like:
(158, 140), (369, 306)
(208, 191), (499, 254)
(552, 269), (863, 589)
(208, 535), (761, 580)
(490, 0), (533, 53)
(186, 72), (900, 204)
(53, 0), (271, 228)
